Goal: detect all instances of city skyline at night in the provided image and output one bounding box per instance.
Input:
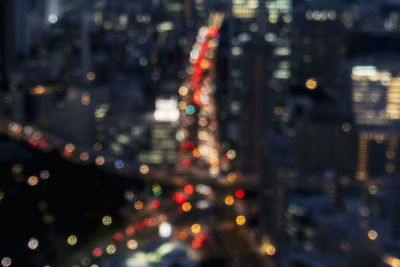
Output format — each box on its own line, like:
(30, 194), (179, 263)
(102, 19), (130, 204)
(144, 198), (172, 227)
(1, 0), (400, 267)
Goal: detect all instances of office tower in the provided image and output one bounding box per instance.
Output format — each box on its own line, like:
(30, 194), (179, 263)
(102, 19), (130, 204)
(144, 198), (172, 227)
(217, 0), (293, 256)
(218, 1), (270, 174)
(352, 65), (400, 180)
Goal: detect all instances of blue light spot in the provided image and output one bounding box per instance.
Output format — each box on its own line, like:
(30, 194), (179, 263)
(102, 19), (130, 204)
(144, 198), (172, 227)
(114, 160), (125, 169)
(186, 105), (195, 115)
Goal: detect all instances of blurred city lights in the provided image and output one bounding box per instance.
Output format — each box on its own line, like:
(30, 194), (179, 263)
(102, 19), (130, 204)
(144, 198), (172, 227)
(124, 190), (135, 201)
(27, 238), (39, 250)
(226, 149), (237, 160)
(106, 244), (116, 254)
(151, 199), (160, 209)
(79, 152), (90, 161)
(182, 202), (192, 212)
(368, 229), (378, 240)
(102, 216), (112, 226)
(224, 195), (234, 206)
(179, 231), (188, 240)
(114, 160), (125, 169)
(127, 239), (138, 250)
(179, 86), (189, 96)
(1, 257), (12, 267)
(191, 223), (201, 234)
(235, 189), (245, 199)
(92, 248), (102, 257)
(227, 172), (237, 183)
(159, 222), (172, 238)
(125, 226), (135, 236)
(28, 176), (39, 186)
(48, 14), (58, 24)
(67, 235), (77, 246)
(95, 156), (105, 166)
(236, 215), (246, 226)
(184, 184), (195, 195)
(152, 183), (162, 196)
(39, 170), (50, 180)
(86, 72), (96, 81)
(139, 164), (149, 174)
(134, 200), (144, 210)
(113, 232), (124, 242)
(263, 244), (276, 256)
(368, 185), (378, 195)
(305, 78), (318, 90)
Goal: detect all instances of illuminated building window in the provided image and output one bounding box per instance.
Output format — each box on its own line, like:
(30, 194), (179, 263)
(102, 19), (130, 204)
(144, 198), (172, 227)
(233, 0), (259, 19)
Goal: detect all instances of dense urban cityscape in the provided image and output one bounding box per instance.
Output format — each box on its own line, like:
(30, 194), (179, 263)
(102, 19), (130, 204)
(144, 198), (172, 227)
(1, 0), (400, 266)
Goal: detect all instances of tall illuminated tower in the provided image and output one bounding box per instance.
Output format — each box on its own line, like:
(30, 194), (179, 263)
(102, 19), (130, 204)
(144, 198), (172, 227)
(222, 0), (292, 174)
(220, 0), (293, 256)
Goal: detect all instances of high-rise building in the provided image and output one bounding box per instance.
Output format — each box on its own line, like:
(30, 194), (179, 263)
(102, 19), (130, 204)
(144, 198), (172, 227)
(219, 0), (289, 174)
(351, 65), (400, 180)
(216, 0), (293, 256)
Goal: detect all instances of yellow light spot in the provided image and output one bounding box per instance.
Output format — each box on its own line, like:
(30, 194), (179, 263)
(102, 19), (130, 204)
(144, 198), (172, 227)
(178, 101), (187, 110)
(127, 239), (138, 250)
(102, 216), (112, 226)
(67, 235), (77, 246)
(95, 156), (105, 166)
(90, 264), (99, 267)
(33, 85), (46, 95)
(236, 215), (246, 226)
(182, 202), (192, 212)
(305, 78), (318, 90)
(368, 229), (378, 240)
(139, 164), (149, 174)
(200, 59), (211, 69)
(134, 200), (144, 210)
(0, 191), (4, 201)
(28, 176), (39, 186)
(224, 195), (234, 206)
(106, 244), (116, 254)
(263, 244), (276, 256)
(269, 15), (278, 23)
(191, 223), (201, 234)
(179, 86), (189, 96)
(226, 172), (237, 183)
